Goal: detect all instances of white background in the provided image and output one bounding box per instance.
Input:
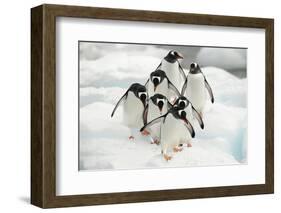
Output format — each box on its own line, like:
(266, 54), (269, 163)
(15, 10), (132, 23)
(0, 0), (279, 212)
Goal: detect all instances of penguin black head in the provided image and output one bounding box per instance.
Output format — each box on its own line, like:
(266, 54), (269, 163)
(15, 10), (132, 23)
(169, 106), (195, 138)
(150, 70), (166, 91)
(174, 96), (189, 109)
(139, 93), (147, 106)
(189, 62), (201, 74)
(169, 106), (186, 120)
(164, 50), (183, 63)
(150, 94), (167, 113)
(129, 83), (147, 107)
(178, 109), (187, 120)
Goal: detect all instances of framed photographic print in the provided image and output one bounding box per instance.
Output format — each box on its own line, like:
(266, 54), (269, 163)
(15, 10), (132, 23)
(31, 4), (274, 208)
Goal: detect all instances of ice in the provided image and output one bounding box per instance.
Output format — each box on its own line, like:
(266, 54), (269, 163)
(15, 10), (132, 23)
(79, 51), (247, 171)
(80, 87), (126, 107)
(202, 66), (247, 108)
(80, 53), (161, 88)
(196, 48), (246, 71)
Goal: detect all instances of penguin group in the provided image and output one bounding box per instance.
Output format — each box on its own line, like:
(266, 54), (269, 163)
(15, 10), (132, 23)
(111, 50), (214, 161)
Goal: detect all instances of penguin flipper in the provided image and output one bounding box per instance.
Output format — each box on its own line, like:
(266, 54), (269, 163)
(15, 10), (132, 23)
(111, 90), (128, 117)
(192, 106), (204, 129)
(143, 104), (149, 125)
(204, 78), (214, 103)
(140, 114), (166, 132)
(167, 100), (173, 109)
(183, 121), (195, 138)
(181, 77), (188, 95)
(167, 78), (181, 97)
(144, 79), (149, 88)
(178, 62), (187, 81)
(156, 62), (162, 70)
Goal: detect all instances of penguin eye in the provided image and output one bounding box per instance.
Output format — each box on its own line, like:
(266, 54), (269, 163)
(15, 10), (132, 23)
(190, 63), (197, 68)
(178, 110), (186, 118)
(138, 92), (146, 98)
(157, 98), (164, 104)
(152, 76), (161, 82)
(179, 100), (185, 108)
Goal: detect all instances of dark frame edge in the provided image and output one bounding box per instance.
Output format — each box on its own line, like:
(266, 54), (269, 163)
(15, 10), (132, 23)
(265, 19), (274, 194)
(44, 184), (270, 208)
(31, 4), (57, 208)
(31, 5), (44, 208)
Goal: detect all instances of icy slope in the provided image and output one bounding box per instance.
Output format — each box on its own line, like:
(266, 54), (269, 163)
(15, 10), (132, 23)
(80, 67), (247, 170)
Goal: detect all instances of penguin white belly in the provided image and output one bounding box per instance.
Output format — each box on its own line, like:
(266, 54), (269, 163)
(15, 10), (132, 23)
(123, 92), (144, 129)
(186, 74), (206, 113)
(147, 78), (169, 97)
(160, 60), (183, 92)
(178, 118), (192, 145)
(177, 105), (193, 143)
(184, 104), (195, 130)
(147, 103), (168, 140)
(147, 104), (161, 139)
(171, 108), (191, 145)
(160, 114), (181, 154)
(185, 104), (194, 127)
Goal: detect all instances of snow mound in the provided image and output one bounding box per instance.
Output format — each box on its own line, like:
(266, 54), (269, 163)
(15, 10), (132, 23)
(80, 42), (168, 61)
(78, 41), (248, 171)
(201, 67), (247, 108)
(80, 87), (126, 107)
(80, 53), (161, 87)
(80, 66), (247, 170)
(196, 48), (246, 71)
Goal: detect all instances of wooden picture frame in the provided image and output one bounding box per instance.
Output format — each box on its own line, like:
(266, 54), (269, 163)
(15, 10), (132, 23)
(31, 4), (274, 208)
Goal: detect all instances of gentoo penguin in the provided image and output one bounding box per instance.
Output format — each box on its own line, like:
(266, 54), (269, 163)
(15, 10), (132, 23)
(156, 50), (187, 97)
(143, 94), (172, 145)
(140, 107), (195, 161)
(173, 96), (204, 147)
(145, 69), (180, 101)
(111, 83), (149, 140)
(181, 62), (214, 116)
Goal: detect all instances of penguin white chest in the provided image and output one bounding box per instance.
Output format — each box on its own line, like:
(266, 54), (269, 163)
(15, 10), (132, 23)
(178, 105), (193, 142)
(147, 101), (168, 139)
(147, 78), (168, 97)
(185, 104), (194, 126)
(161, 114), (182, 152)
(161, 60), (182, 91)
(147, 102), (164, 121)
(123, 92), (144, 128)
(186, 74), (206, 112)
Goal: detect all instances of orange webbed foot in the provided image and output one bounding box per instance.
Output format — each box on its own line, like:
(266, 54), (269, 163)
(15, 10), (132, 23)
(151, 139), (160, 145)
(173, 147), (183, 152)
(164, 154), (172, 161)
(141, 129), (150, 136)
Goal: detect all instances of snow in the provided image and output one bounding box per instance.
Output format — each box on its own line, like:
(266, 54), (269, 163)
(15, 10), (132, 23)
(80, 42), (168, 61)
(80, 53), (161, 87)
(80, 87), (126, 107)
(196, 48), (247, 71)
(79, 48), (247, 171)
